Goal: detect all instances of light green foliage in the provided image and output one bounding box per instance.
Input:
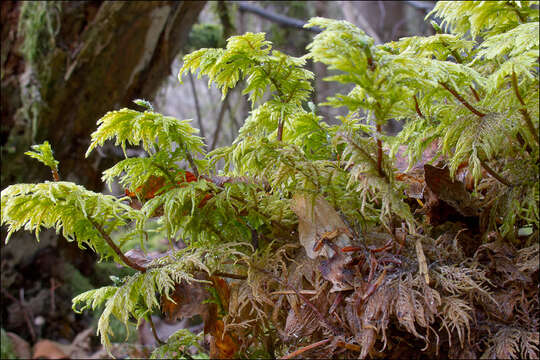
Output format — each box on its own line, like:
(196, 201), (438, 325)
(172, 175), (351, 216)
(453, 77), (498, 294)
(1, 1), (538, 357)
(1, 181), (143, 258)
(24, 141), (59, 172)
(151, 329), (208, 359)
(72, 243), (246, 349)
(86, 104), (205, 159)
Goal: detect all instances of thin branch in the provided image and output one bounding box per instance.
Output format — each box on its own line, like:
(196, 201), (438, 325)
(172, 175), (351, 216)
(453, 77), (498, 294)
(147, 315), (164, 345)
(277, 120), (284, 141)
(413, 94), (425, 119)
(519, 109), (539, 144)
(480, 159), (512, 187)
(439, 81), (486, 117)
(238, 1), (321, 33)
(183, 144), (200, 179)
(210, 93), (229, 151)
(512, 70), (539, 144)
(282, 338), (331, 359)
(376, 124), (384, 178)
(512, 69), (526, 106)
(469, 85), (480, 102)
(52, 169), (60, 182)
(217, 1), (236, 39)
(188, 72), (205, 141)
(1, 289), (36, 342)
(404, 0), (435, 12)
(88, 218), (147, 272)
(341, 133), (389, 184)
(212, 271), (247, 280)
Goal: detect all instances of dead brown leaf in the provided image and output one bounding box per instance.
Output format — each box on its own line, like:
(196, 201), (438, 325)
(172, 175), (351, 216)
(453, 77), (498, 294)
(32, 340), (69, 359)
(291, 193), (353, 259)
(209, 319), (239, 359)
(6, 332), (32, 359)
(160, 274), (211, 322)
(424, 165), (478, 218)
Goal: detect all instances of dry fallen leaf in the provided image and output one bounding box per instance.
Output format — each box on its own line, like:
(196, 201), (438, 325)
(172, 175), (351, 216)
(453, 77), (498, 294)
(291, 193), (353, 259)
(292, 193), (355, 292)
(161, 273), (211, 322)
(6, 332), (32, 359)
(424, 165), (478, 217)
(32, 340), (69, 359)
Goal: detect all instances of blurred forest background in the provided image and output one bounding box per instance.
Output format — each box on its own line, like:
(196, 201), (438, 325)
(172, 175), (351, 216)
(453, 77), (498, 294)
(1, 1), (435, 358)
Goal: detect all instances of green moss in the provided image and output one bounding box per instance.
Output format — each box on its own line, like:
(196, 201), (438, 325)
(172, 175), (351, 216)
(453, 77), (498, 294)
(18, 1), (62, 66)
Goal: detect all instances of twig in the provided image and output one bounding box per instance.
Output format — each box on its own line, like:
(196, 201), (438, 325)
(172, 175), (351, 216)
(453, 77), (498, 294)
(147, 315), (164, 345)
(88, 218), (147, 272)
(341, 133), (389, 184)
(212, 271), (247, 280)
(469, 85), (480, 102)
(52, 169), (60, 182)
(281, 338), (331, 359)
(439, 81), (486, 117)
(336, 340), (362, 352)
(270, 290), (318, 296)
(210, 94), (229, 151)
(251, 264), (340, 335)
(183, 144), (200, 179)
(238, 1), (321, 33)
(512, 70), (539, 144)
(413, 94), (425, 119)
(188, 72), (205, 141)
(217, 1), (236, 39)
(519, 109), (539, 144)
(1, 289), (36, 342)
(480, 159), (512, 187)
(277, 120), (284, 141)
(50, 278), (61, 313)
(376, 124), (384, 178)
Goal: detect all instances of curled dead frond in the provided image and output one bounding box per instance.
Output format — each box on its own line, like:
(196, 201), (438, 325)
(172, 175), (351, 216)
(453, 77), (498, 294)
(439, 296), (472, 349)
(482, 327), (540, 359)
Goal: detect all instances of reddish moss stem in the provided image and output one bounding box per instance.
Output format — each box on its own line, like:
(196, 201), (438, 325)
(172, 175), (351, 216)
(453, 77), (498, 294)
(413, 94), (425, 119)
(439, 81), (486, 117)
(512, 70), (539, 144)
(480, 160), (512, 187)
(469, 85), (480, 102)
(376, 124), (384, 178)
(213, 271), (247, 280)
(89, 218), (147, 272)
(277, 120), (284, 141)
